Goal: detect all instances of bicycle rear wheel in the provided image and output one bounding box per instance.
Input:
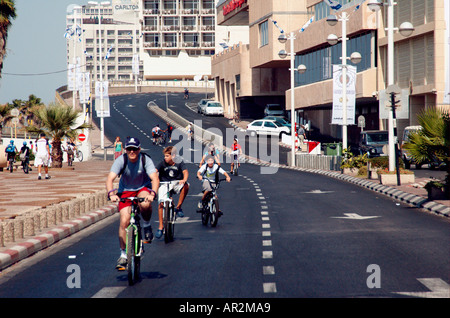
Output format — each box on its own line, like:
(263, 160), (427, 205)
(77, 150), (83, 162)
(164, 202), (175, 243)
(126, 226), (140, 285)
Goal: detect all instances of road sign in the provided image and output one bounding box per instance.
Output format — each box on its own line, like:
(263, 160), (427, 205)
(78, 133), (86, 142)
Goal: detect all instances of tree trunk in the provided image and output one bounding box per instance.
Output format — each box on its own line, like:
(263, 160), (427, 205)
(51, 140), (63, 168)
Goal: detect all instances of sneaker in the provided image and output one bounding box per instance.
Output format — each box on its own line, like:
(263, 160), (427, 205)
(175, 207), (184, 217)
(38, 175), (42, 180)
(116, 256), (127, 270)
(45, 175), (51, 180)
(143, 225), (153, 243)
(155, 228), (163, 239)
(197, 201), (203, 209)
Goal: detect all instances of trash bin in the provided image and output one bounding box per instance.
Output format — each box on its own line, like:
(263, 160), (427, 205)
(324, 142), (342, 156)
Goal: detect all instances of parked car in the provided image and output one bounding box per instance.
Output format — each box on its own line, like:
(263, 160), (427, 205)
(203, 101), (224, 116)
(197, 99), (209, 113)
(401, 125), (422, 168)
(247, 119), (290, 138)
(263, 116), (291, 129)
(264, 104), (285, 117)
(359, 130), (389, 157)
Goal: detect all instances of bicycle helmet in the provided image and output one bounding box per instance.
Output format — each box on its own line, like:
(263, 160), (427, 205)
(23, 141), (27, 145)
(10, 140), (14, 144)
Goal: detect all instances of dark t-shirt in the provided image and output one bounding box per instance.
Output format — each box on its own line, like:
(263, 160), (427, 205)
(156, 160), (186, 181)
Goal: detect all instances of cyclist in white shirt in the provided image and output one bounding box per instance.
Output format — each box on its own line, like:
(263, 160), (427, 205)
(34, 133), (51, 180)
(197, 155), (230, 212)
(152, 124), (162, 144)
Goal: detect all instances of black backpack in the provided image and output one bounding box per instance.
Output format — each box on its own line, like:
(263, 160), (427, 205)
(118, 152), (151, 177)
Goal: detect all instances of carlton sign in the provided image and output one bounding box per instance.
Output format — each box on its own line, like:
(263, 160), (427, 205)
(223, 0), (247, 16)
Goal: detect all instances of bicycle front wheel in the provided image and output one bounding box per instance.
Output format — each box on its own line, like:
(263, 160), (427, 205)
(210, 199), (219, 227)
(164, 202), (175, 243)
(126, 226), (140, 285)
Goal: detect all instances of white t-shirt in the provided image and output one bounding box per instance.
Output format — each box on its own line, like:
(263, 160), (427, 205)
(35, 138), (49, 157)
(198, 163), (225, 182)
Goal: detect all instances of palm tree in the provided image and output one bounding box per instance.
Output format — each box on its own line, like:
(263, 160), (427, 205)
(403, 108), (450, 198)
(26, 103), (92, 168)
(0, 0), (16, 76)
(0, 102), (12, 139)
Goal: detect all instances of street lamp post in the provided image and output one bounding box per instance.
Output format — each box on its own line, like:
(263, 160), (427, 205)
(278, 32), (307, 167)
(88, 1), (110, 151)
(326, 12), (361, 151)
(368, 0), (414, 171)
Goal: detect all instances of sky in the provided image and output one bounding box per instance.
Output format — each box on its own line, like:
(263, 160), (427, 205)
(0, 0), (89, 105)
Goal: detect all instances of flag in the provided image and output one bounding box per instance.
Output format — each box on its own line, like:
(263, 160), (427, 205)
(270, 18), (284, 34)
(324, 0), (342, 11)
(219, 43), (229, 49)
(354, 0), (368, 12)
(300, 16), (314, 33)
(105, 45), (114, 60)
(64, 27), (74, 39)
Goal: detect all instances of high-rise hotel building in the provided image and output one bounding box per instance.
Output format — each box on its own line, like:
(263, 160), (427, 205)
(66, 0), (248, 83)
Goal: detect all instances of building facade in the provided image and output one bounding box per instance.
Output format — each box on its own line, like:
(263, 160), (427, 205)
(66, 0), (248, 85)
(212, 0), (449, 146)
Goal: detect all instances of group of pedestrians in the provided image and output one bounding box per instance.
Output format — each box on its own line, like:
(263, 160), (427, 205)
(4, 133), (53, 179)
(105, 136), (232, 270)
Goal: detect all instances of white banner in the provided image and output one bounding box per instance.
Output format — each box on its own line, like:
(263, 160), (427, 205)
(444, 0), (450, 104)
(67, 64), (76, 91)
(95, 80), (109, 99)
(332, 64), (356, 125)
(77, 72), (91, 104)
(132, 53), (139, 75)
(95, 97), (110, 118)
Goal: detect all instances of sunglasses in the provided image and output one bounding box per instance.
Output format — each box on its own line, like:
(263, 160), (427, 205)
(126, 147), (140, 152)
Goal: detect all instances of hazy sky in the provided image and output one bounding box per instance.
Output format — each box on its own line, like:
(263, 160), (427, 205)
(0, 0), (89, 105)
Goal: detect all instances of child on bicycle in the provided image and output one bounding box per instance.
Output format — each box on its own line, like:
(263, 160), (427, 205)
(152, 124), (162, 144)
(197, 155), (230, 213)
(155, 146), (189, 239)
(229, 137), (242, 173)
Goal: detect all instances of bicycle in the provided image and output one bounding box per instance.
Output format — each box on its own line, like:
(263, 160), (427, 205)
(74, 148), (83, 162)
(119, 196), (145, 286)
(21, 155), (30, 174)
(200, 178), (229, 227)
(159, 181), (178, 243)
(231, 152), (240, 176)
(7, 155), (15, 173)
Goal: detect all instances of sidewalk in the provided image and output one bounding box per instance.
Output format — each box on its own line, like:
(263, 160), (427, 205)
(0, 123), (117, 270)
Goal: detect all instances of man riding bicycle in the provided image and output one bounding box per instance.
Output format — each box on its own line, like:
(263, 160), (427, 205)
(199, 142), (221, 167)
(106, 137), (159, 270)
(230, 137), (242, 173)
(197, 155), (230, 214)
(5, 140), (18, 172)
(155, 146), (189, 239)
(20, 141), (32, 172)
(152, 124), (162, 144)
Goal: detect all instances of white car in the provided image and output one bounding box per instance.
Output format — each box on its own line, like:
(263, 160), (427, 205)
(203, 101), (224, 116)
(247, 119), (290, 138)
(197, 99), (209, 113)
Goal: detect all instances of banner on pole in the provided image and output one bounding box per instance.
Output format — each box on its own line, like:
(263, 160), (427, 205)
(332, 65), (356, 125)
(77, 72), (91, 104)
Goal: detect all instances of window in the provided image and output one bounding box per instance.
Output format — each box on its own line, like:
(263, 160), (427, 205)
(259, 20), (268, 47)
(264, 122), (276, 128)
(296, 31), (374, 87)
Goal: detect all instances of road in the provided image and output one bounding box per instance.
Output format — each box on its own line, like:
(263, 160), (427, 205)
(0, 93), (448, 301)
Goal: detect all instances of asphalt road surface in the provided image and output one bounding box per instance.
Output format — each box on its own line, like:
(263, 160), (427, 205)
(0, 93), (448, 302)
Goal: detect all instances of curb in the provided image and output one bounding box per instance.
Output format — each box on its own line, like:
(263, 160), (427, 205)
(0, 204), (117, 271)
(151, 106), (450, 218)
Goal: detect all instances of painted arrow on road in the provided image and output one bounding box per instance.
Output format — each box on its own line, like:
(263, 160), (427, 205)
(304, 190), (334, 194)
(394, 278), (450, 298)
(331, 213), (380, 220)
